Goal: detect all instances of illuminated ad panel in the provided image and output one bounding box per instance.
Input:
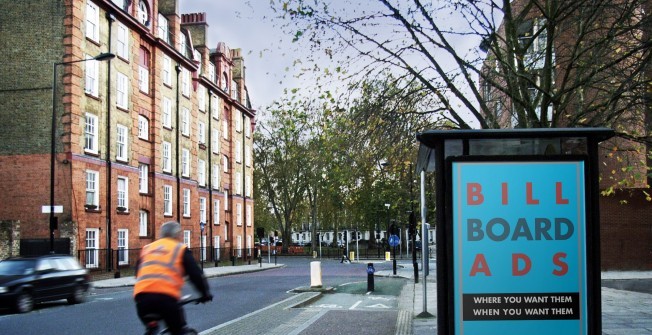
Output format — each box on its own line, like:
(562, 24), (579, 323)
(452, 160), (588, 335)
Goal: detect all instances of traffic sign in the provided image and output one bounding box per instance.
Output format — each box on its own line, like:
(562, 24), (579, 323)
(388, 234), (400, 247)
(42, 205), (63, 214)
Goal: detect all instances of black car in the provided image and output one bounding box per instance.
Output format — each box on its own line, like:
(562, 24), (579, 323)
(0, 254), (90, 313)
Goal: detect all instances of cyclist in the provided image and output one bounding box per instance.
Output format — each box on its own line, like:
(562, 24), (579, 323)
(134, 221), (213, 335)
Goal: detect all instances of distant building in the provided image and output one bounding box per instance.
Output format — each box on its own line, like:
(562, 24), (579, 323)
(0, 0), (256, 268)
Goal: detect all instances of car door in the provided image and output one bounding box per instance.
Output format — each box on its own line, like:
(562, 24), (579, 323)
(33, 259), (59, 301)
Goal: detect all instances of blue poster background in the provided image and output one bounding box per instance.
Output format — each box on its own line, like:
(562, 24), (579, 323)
(452, 161), (588, 335)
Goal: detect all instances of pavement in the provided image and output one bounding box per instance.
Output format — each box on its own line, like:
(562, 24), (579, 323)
(92, 261), (652, 335)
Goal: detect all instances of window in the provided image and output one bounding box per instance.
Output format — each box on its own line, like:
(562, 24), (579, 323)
(207, 63), (215, 82)
(181, 107), (190, 136)
(245, 144), (251, 167)
(86, 170), (99, 207)
(212, 128), (219, 153)
(247, 235), (252, 256)
(223, 156), (228, 172)
(116, 125), (128, 161)
(182, 148), (190, 177)
(163, 185), (172, 215)
(85, 229), (99, 268)
(222, 72), (229, 92)
(139, 210), (148, 236)
(231, 79), (238, 99)
(162, 55), (171, 86)
(211, 95), (220, 120)
(222, 119), (228, 139)
(85, 56), (99, 96)
(214, 236), (221, 259)
(224, 222), (228, 241)
(184, 230), (191, 248)
(116, 72), (129, 109)
(199, 197), (207, 223)
(183, 188), (190, 217)
(213, 199), (220, 225)
(245, 116), (251, 137)
(157, 13), (169, 43)
(182, 67), (190, 98)
(138, 115), (149, 140)
(212, 164), (219, 189)
(245, 175), (251, 197)
(200, 234), (207, 262)
(117, 229), (128, 265)
(198, 86), (206, 111)
(137, 0), (150, 27)
(85, 1), (99, 42)
(162, 141), (171, 172)
(246, 205), (252, 226)
(235, 172), (242, 195)
(116, 23), (129, 60)
(138, 163), (149, 193)
(180, 31), (189, 58)
(198, 121), (206, 144)
(162, 97), (172, 128)
(224, 191), (228, 210)
(117, 177), (129, 210)
(84, 113), (98, 154)
(235, 140), (242, 163)
(198, 159), (206, 186)
(236, 235), (242, 257)
(138, 48), (150, 93)
(236, 113), (242, 132)
(112, 0), (129, 11)
(236, 203), (242, 226)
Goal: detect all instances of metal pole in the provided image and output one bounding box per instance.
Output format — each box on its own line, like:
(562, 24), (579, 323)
(50, 62), (57, 254)
(420, 170), (429, 315)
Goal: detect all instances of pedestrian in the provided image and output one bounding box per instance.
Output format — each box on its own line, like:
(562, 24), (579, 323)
(133, 221), (213, 334)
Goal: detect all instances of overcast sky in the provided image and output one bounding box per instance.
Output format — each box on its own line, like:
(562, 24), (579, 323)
(179, 1), (300, 114)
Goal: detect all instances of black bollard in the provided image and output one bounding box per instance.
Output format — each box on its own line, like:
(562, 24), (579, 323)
(367, 263), (375, 292)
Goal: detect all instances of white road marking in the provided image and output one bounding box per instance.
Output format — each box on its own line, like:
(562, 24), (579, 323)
(366, 303), (391, 309)
(349, 300), (363, 310)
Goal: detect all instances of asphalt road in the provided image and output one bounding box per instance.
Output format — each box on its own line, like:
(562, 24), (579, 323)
(0, 257), (392, 335)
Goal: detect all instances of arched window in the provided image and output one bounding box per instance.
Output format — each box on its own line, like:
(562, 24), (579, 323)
(137, 0), (150, 27)
(222, 72), (229, 92)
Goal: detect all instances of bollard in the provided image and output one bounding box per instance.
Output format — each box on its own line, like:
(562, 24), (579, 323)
(385, 251), (391, 261)
(259, 255), (263, 268)
(349, 251), (355, 262)
(367, 263), (375, 292)
(231, 256), (236, 266)
(310, 261), (323, 288)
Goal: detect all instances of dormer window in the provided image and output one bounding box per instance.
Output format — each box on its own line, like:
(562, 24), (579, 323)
(137, 0), (150, 27)
(222, 72), (229, 92)
(112, 0), (130, 11)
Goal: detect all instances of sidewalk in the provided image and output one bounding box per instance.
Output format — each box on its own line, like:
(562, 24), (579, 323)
(92, 261), (652, 335)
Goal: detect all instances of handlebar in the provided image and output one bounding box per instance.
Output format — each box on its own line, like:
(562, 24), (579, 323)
(178, 294), (210, 306)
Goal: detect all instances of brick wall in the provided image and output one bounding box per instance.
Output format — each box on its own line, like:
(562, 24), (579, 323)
(600, 189), (652, 270)
(0, 221), (20, 259)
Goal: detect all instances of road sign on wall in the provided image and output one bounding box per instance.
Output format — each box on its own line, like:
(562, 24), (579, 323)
(451, 159), (588, 335)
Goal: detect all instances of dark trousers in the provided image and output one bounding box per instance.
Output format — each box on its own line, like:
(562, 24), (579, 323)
(135, 293), (187, 335)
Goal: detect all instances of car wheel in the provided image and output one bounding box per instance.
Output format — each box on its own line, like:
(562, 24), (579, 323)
(16, 291), (34, 313)
(67, 284), (87, 304)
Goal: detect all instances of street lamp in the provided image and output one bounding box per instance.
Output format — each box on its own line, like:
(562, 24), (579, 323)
(200, 221), (206, 270)
(50, 52), (115, 254)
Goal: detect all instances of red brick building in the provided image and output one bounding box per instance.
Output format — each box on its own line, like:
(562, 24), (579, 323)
(0, 0), (256, 269)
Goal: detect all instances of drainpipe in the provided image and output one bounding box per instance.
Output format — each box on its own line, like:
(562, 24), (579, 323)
(175, 65), (181, 222)
(105, 12), (115, 272)
(242, 112), (247, 259)
(207, 92), (214, 253)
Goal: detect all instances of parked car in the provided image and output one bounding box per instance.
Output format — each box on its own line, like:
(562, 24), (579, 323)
(0, 254), (90, 313)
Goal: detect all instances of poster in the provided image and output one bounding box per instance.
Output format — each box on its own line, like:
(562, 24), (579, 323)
(452, 160), (588, 335)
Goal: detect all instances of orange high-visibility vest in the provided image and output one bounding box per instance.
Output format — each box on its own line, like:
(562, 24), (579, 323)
(133, 238), (186, 299)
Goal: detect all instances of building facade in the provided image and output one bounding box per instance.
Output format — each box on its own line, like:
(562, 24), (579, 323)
(0, 0), (256, 268)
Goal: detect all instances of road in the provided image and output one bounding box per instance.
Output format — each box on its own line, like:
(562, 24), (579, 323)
(0, 257), (393, 335)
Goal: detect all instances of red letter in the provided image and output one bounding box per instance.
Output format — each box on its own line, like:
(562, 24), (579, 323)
(526, 182), (539, 205)
(502, 182), (508, 205)
(467, 183), (484, 205)
(556, 182), (569, 204)
(553, 252), (568, 276)
(470, 254), (492, 276)
(512, 253), (532, 276)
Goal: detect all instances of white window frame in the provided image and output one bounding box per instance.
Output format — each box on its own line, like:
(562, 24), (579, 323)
(198, 86), (206, 112)
(245, 175), (251, 197)
(236, 203), (242, 226)
(183, 188), (191, 217)
(157, 13), (169, 43)
(246, 205), (252, 226)
(85, 56), (99, 96)
(162, 97), (172, 128)
(235, 172), (242, 195)
(116, 72), (129, 109)
(139, 210), (148, 236)
(138, 163), (149, 194)
(163, 185), (172, 215)
(85, 1), (99, 42)
(117, 176), (129, 210)
(116, 125), (128, 161)
(223, 156), (228, 173)
(199, 197), (207, 223)
(84, 113), (98, 154)
(117, 229), (129, 265)
(211, 95), (220, 120)
(162, 141), (172, 172)
(247, 235), (252, 256)
(213, 199), (220, 225)
(235, 140), (242, 163)
(212, 164), (219, 189)
(184, 230), (191, 248)
(224, 191), (228, 211)
(231, 79), (238, 99)
(245, 145), (251, 167)
(138, 115), (149, 140)
(207, 63), (216, 82)
(182, 148), (190, 177)
(222, 120), (228, 139)
(138, 65), (149, 93)
(116, 23), (129, 60)
(85, 228), (99, 268)
(212, 128), (219, 154)
(236, 235), (242, 257)
(245, 116), (251, 138)
(85, 170), (99, 207)
(198, 159), (206, 186)
(214, 235), (221, 259)
(182, 67), (190, 98)
(236, 113), (242, 132)
(198, 121), (206, 144)
(162, 55), (172, 86)
(181, 107), (190, 136)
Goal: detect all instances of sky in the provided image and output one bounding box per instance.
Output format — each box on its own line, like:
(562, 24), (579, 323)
(179, 1), (301, 115)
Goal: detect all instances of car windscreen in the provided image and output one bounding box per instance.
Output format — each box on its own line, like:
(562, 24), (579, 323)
(0, 260), (37, 275)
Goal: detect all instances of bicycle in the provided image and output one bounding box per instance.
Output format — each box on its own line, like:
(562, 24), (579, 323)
(141, 295), (204, 335)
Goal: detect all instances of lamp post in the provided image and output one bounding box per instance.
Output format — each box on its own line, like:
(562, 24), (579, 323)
(50, 52), (115, 254)
(200, 221), (206, 270)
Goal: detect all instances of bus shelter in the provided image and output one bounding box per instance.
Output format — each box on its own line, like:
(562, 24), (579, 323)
(415, 128), (614, 335)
